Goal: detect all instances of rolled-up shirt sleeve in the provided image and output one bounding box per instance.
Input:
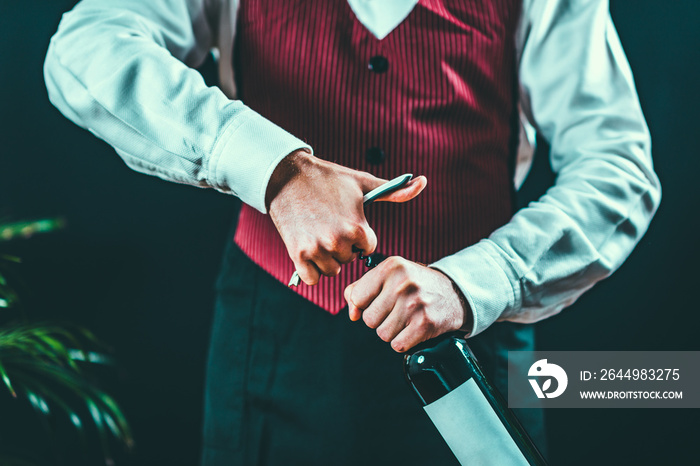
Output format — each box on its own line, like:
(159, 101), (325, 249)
(44, 0), (310, 213)
(431, 0), (661, 336)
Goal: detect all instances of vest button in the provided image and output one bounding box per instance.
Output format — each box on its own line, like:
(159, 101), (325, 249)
(368, 55), (389, 73)
(366, 147), (386, 165)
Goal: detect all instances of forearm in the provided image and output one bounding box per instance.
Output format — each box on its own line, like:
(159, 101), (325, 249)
(432, 0), (661, 336)
(44, 0), (309, 212)
(433, 157), (659, 335)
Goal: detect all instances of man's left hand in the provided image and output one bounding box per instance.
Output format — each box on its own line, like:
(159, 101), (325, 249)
(344, 257), (473, 352)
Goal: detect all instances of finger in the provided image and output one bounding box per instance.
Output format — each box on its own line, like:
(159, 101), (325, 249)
(344, 282), (362, 321)
(332, 244), (359, 265)
(294, 259), (321, 286)
(390, 322), (433, 353)
(360, 283), (398, 330)
(375, 299), (410, 343)
(346, 264), (385, 311)
(311, 253), (342, 277)
(355, 171), (390, 195)
(373, 176), (427, 203)
(351, 221), (378, 256)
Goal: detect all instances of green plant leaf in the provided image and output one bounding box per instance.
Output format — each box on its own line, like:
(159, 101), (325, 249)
(97, 392), (134, 448)
(0, 322), (133, 455)
(87, 398), (114, 465)
(68, 349), (115, 365)
(0, 218), (67, 241)
(0, 360), (16, 397)
(13, 371), (89, 450)
(0, 221), (132, 460)
(25, 388), (50, 415)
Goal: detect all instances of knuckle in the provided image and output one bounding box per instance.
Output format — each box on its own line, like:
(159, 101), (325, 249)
(384, 256), (407, 272)
(346, 222), (366, 242)
(297, 241), (320, 261)
(352, 222), (376, 253)
(382, 256), (398, 269)
(322, 231), (348, 254)
(292, 251), (306, 264)
(396, 279), (419, 296)
(349, 286), (359, 304)
(366, 227), (377, 248)
(313, 239), (329, 256)
(349, 286), (364, 306)
(415, 314), (435, 333)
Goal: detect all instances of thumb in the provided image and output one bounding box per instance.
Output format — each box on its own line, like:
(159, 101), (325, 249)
(359, 174), (428, 204)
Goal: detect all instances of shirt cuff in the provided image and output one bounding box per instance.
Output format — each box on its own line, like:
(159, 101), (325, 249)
(209, 107), (312, 213)
(430, 240), (522, 337)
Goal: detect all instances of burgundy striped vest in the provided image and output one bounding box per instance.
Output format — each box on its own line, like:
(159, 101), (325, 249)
(233, 0), (520, 313)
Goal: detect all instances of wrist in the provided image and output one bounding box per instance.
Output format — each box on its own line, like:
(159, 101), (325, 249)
(432, 267), (474, 336)
(265, 148), (314, 211)
(451, 280), (474, 336)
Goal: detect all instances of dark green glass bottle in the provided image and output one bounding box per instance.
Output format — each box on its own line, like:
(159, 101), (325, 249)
(404, 336), (547, 466)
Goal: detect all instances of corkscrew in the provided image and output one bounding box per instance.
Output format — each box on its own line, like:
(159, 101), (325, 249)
(287, 173), (413, 287)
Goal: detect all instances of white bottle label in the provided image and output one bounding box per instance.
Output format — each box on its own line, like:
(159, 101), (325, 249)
(423, 378), (529, 465)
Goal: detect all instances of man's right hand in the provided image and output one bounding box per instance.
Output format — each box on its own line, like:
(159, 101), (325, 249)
(266, 150), (426, 286)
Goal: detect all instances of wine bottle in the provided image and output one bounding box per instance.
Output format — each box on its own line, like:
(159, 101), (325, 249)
(404, 335), (547, 466)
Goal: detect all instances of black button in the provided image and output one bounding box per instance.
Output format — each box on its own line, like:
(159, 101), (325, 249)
(366, 147), (385, 165)
(368, 55), (389, 73)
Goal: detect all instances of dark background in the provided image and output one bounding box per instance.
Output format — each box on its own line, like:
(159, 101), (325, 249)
(1, 0), (698, 464)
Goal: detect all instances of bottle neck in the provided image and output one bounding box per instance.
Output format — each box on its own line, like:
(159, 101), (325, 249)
(404, 334), (474, 405)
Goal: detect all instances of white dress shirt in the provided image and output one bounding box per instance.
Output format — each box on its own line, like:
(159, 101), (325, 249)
(44, 0), (661, 336)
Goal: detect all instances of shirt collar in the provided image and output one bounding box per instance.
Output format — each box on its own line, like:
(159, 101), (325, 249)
(346, 0), (419, 40)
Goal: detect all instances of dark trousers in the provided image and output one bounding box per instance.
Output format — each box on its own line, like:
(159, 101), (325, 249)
(201, 242), (546, 465)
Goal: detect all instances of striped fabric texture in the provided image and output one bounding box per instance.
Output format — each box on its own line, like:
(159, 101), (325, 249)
(234, 0), (521, 313)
